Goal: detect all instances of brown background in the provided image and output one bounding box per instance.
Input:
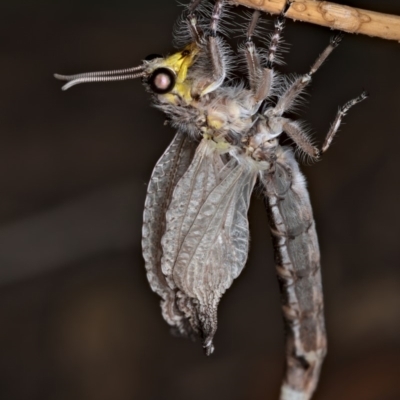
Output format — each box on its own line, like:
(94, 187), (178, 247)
(0, 0), (399, 399)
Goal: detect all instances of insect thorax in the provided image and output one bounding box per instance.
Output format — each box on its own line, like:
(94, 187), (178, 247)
(142, 44), (282, 167)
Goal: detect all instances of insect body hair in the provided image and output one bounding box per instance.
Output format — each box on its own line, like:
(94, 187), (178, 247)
(140, 0), (366, 360)
(54, 0), (367, 395)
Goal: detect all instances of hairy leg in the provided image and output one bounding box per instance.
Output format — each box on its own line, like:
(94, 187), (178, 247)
(273, 33), (344, 116)
(322, 91), (368, 153)
(244, 11), (263, 91)
(245, 10), (288, 103)
(283, 120), (320, 159)
(265, 2), (290, 69)
(187, 0), (227, 95)
(187, 0), (205, 45)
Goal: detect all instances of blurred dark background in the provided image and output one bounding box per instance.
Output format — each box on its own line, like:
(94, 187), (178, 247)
(0, 0), (399, 399)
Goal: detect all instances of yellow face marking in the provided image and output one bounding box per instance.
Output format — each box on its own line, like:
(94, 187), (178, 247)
(155, 43), (199, 103)
(163, 43), (198, 83)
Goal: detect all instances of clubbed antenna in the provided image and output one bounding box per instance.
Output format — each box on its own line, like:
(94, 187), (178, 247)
(54, 65), (145, 90)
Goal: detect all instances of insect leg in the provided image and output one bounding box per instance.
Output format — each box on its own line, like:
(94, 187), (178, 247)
(244, 11), (263, 92)
(253, 4), (291, 102)
(244, 10), (286, 102)
(187, 0), (205, 45)
(201, 0), (227, 95)
(272, 33), (344, 116)
(265, 2), (290, 69)
(188, 0), (202, 13)
(282, 120), (320, 159)
(321, 91), (368, 153)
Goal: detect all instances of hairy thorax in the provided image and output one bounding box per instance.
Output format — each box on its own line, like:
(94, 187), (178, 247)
(145, 45), (281, 166)
(157, 84), (257, 143)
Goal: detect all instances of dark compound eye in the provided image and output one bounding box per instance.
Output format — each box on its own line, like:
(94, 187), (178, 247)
(148, 68), (176, 94)
(145, 54), (163, 61)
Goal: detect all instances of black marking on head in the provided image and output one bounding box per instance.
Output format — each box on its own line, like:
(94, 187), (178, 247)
(181, 49), (191, 57)
(148, 68), (176, 94)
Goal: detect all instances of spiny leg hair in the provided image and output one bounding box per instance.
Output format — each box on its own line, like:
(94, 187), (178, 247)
(243, 8), (289, 103)
(265, 2), (290, 69)
(190, 0), (227, 95)
(265, 32), (366, 159)
(283, 120), (320, 159)
(210, 0), (224, 35)
(187, 0), (205, 45)
(207, 0), (226, 91)
(322, 91), (368, 153)
(188, 2), (366, 156)
(272, 32), (344, 117)
(244, 10), (263, 92)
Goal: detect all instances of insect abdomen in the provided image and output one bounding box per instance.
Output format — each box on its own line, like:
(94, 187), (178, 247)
(261, 146), (327, 400)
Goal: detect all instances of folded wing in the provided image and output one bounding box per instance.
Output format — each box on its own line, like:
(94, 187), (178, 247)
(142, 131), (197, 335)
(162, 139), (257, 354)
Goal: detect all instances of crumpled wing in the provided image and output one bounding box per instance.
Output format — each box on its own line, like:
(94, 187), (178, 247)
(161, 139), (257, 354)
(260, 146), (327, 400)
(142, 131), (197, 335)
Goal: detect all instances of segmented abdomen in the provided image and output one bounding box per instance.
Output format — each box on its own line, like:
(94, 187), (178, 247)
(261, 146), (327, 400)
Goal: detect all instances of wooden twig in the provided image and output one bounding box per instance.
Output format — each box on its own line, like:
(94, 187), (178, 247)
(229, 0), (400, 42)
